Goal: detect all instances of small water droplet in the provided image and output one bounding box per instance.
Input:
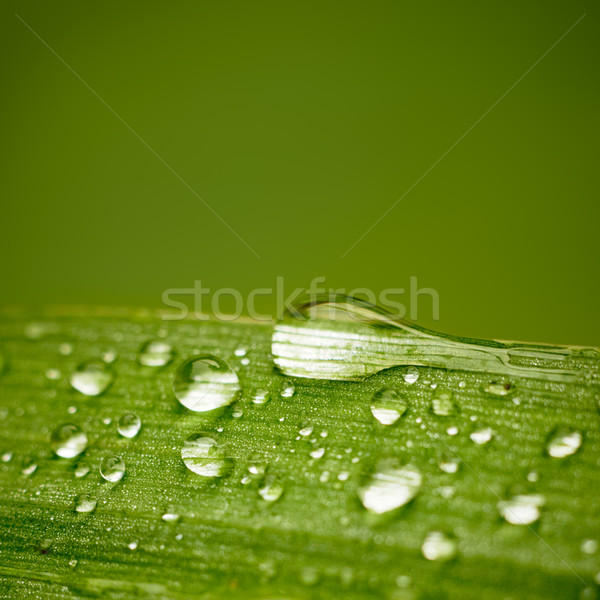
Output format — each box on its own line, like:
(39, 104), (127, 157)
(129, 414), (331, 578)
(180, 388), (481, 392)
(21, 459), (37, 476)
(581, 539), (598, 555)
(139, 340), (175, 367)
(59, 343), (73, 356)
(310, 448), (325, 459)
(51, 424), (88, 458)
(403, 367), (419, 385)
(67, 406), (77, 414)
(470, 427), (494, 445)
(446, 426), (459, 436)
(102, 349), (117, 364)
(234, 347), (247, 357)
(280, 382), (296, 398)
(252, 388), (270, 405)
(45, 368), (61, 381)
(181, 433), (233, 477)
(498, 494), (544, 525)
(117, 413), (141, 439)
(74, 460), (91, 478)
(439, 456), (461, 474)
(100, 455), (126, 482)
(258, 474), (284, 502)
(128, 541), (138, 550)
(484, 381), (513, 396)
(161, 513), (180, 523)
(370, 388), (407, 425)
(299, 425), (313, 437)
(1, 451), (12, 463)
(358, 461), (422, 514)
(70, 361), (114, 396)
(173, 355), (240, 412)
(337, 471), (350, 481)
(240, 357), (250, 366)
(431, 391), (457, 416)
(75, 493), (97, 513)
(421, 531), (457, 561)
(547, 428), (582, 458)
(527, 470), (539, 483)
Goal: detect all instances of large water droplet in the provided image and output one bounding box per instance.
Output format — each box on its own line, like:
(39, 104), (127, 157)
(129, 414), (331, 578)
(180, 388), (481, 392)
(280, 382), (296, 398)
(421, 531), (457, 561)
(403, 367), (419, 384)
(51, 424), (88, 458)
(546, 428), (582, 458)
(70, 361), (114, 396)
(117, 413), (141, 439)
(498, 494), (544, 525)
(358, 461), (422, 514)
(181, 433), (233, 477)
(100, 455), (126, 482)
(258, 474), (284, 503)
(139, 340), (175, 367)
(75, 493), (97, 513)
(173, 356), (240, 412)
(431, 391), (457, 416)
(370, 388), (407, 425)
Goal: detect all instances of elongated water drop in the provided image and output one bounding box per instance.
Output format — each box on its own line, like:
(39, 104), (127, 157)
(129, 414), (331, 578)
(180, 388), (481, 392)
(75, 493), (97, 513)
(117, 413), (141, 438)
(139, 340), (175, 367)
(181, 433), (233, 477)
(498, 494), (544, 525)
(358, 461), (422, 514)
(100, 455), (126, 482)
(370, 388), (407, 425)
(484, 381), (513, 396)
(470, 427), (494, 445)
(70, 361), (114, 396)
(547, 428), (582, 458)
(51, 424), (88, 458)
(174, 355), (240, 412)
(439, 456), (461, 474)
(421, 531), (457, 561)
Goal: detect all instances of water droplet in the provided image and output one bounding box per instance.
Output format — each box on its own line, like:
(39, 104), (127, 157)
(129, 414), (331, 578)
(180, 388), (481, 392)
(1, 452), (12, 463)
(421, 531), (457, 561)
(45, 369), (61, 381)
(75, 493), (97, 513)
(181, 433), (233, 477)
(446, 426), (459, 436)
(370, 388), (407, 425)
(252, 388), (270, 405)
(338, 471), (350, 481)
(547, 428), (582, 458)
(102, 350), (117, 364)
(258, 474), (284, 503)
(161, 513), (180, 523)
(439, 456), (461, 474)
(431, 391), (457, 416)
(70, 361), (114, 396)
(403, 367), (419, 385)
(280, 382), (296, 398)
(58, 343), (73, 356)
(470, 427), (494, 445)
(21, 459), (37, 476)
(498, 494), (544, 525)
(358, 461), (422, 514)
(234, 347), (247, 357)
(74, 460), (91, 478)
(581, 539), (598, 555)
(67, 406), (77, 414)
(310, 448), (325, 459)
(139, 340), (175, 367)
(128, 541), (138, 550)
(299, 425), (313, 437)
(527, 470), (539, 483)
(100, 455), (126, 482)
(51, 424), (88, 458)
(117, 413), (141, 439)
(484, 381), (513, 396)
(173, 355), (240, 412)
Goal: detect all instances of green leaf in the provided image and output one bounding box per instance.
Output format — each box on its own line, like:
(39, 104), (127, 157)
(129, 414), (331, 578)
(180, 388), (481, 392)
(0, 306), (598, 600)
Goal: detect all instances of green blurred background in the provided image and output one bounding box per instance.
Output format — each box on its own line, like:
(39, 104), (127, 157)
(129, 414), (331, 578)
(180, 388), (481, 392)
(0, 1), (598, 345)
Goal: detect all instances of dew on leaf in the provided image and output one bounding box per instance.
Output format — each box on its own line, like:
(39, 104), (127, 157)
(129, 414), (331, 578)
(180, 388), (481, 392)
(546, 428), (582, 458)
(139, 340), (175, 367)
(484, 381), (513, 397)
(100, 455), (126, 482)
(431, 391), (457, 417)
(258, 474), (284, 503)
(421, 531), (457, 561)
(70, 361), (114, 396)
(117, 413), (141, 439)
(280, 382), (296, 398)
(498, 494), (544, 525)
(470, 427), (494, 445)
(370, 388), (407, 425)
(181, 433), (233, 478)
(51, 424), (88, 458)
(403, 367), (419, 385)
(173, 355), (240, 412)
(75, 493), (97, 513)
